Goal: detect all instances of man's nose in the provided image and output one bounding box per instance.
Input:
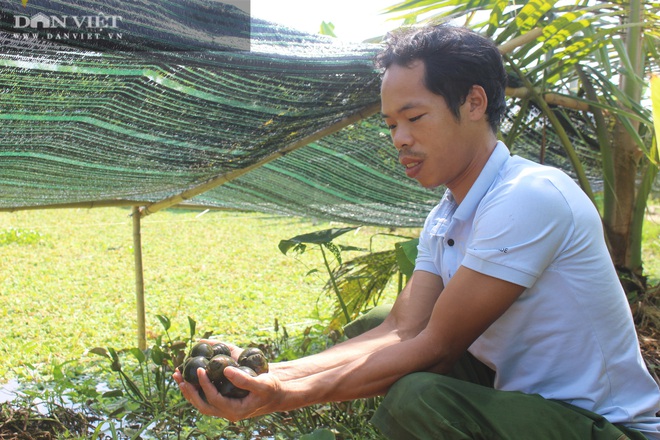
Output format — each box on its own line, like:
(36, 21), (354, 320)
(391, 127), (412, 151)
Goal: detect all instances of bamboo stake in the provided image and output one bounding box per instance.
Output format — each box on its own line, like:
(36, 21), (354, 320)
(0, 199), (153, 212)
(132, 206), (147, 351)
(139, 102), (382, 217)
(0, 200), (245, 213)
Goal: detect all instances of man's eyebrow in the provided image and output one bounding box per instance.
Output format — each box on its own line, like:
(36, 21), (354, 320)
(380, 102), (422, 119)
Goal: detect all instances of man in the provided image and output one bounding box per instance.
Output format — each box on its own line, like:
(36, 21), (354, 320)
(175, 24), (660, 439)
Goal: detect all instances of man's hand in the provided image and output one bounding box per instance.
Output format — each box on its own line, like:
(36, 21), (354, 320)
(173, 365), (283, 422)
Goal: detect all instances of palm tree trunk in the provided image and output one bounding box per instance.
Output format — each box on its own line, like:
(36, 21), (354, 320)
(604, 0), (645, 273)
(609, 125), (641, 269)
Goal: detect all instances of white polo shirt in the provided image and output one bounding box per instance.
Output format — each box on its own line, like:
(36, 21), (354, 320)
(416, 142), (660, 437)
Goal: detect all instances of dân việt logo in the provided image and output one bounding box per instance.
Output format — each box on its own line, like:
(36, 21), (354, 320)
(12, 9), (124, 43)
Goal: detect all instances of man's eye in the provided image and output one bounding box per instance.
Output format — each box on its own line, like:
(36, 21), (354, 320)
(409, 114), (424, 122)
(387, 124), (397, 130)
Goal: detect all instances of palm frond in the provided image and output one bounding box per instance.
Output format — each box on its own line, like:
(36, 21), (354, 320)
(325, 250), (399, 331)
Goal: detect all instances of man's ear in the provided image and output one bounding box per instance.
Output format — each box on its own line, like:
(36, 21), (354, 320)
(465, 85), (488, 121)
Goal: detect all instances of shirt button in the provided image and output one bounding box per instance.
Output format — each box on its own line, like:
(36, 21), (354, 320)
(447, 239), (455, 246)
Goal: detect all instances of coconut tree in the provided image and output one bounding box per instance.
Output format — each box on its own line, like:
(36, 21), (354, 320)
(383, 0), (659, 287)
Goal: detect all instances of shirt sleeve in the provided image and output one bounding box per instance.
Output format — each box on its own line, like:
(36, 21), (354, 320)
(415, 204), (442, 276)
(462, 176), (574, 288)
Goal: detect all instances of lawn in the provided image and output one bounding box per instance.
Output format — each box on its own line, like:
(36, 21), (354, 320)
(0, 208), (412, 383)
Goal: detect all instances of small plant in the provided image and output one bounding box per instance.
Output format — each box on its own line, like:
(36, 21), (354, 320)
(279, 227), (418, 330)
(0, 227), (45, 246)
(279, 227), (364, 323)
(87, 315), (228, 438)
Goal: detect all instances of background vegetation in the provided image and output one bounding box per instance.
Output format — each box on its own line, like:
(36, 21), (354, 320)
(0, 207), (410, 382)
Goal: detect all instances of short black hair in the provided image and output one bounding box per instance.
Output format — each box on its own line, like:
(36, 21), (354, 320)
(375, 24), (507, 133)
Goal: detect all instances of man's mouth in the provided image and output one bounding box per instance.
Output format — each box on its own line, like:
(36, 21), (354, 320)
(401, 159), (422, 178)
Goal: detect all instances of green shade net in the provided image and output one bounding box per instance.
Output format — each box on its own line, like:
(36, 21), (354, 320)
(0, 0), (603, 227)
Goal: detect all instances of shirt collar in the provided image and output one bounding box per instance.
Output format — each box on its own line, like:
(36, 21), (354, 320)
(452, 141), (510, 221)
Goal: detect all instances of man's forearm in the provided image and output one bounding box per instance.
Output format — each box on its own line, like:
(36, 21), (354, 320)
(273, 331), (445, 413)
(272, 273), (439, 382)
(271, 321), (401, 381)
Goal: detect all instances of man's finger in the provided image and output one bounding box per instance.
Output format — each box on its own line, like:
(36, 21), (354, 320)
(223, 366), (254, 389)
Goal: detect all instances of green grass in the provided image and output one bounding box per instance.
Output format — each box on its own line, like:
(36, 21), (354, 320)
(0, 208), (411, 383)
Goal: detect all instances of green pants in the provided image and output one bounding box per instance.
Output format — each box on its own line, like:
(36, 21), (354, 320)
(346, 306), (647, 440)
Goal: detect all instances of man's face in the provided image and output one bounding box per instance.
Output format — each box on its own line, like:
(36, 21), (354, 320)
(380, 60), (476, 190)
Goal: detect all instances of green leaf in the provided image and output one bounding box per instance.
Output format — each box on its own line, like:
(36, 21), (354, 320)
(151, 346), (166, 365)
(108, 347), (122, 372)
(487, 0), (509, 37)
(384, 0), (443, 15)
(90, 347), (110, 359)
(618, 110), (649, 153)
(515, 0), (555, 33)
(156, 314), (171, 331)
(395, 238), (419, 278)
(278, 241), (306, 256)
(188, 316), (197, 340)
(337, 245), (366, 253)
(652, 75), (660, 152)
(52, 362), (64, 381)
(279, 227), (359, 255)
(324, 242), (343, 265)
(403, 14), (419, 26)
(319, 21), (336, 37)
(102, 390), (124, 398)
(119, 370), (147, 402)
(540, 10), (590, 51)
(384, 0), (494, 23)
(130, 347), (146, 364)
(543, 33), (610, 83)
(613, 37), (646, 89)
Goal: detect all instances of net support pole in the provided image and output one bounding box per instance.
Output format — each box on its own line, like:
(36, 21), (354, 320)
(132, 206), (147, 350)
